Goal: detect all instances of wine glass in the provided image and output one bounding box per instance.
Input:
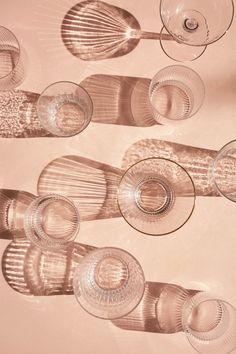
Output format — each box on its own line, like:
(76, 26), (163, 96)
(0, 26), (25, 89)
(148, 65), (205, 125)
(117, 158), (195, 235)
(24, 194), (80, 250)
(36, 81), (93, 137)
(73, 247), (145, 319)
(211, 140), (236, 202)
(182, 292), (236, 354)
(160, 0), (234, 61)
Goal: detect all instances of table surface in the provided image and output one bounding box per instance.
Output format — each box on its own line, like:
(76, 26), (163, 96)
(0, 1), (236, 353)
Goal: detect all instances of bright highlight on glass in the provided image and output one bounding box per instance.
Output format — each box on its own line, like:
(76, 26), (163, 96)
(37, 81), (93, 137)
(73, 247), (145, 319)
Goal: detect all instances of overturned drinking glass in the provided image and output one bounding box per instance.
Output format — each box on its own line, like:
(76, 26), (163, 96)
(73, 247), (145, 319)
(149, 65), (205, 125)
(36, 81), (93, 137)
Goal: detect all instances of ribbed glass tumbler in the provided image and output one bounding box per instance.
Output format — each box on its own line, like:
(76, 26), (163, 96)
(24, 194), (80, 250)
(36, 81), (93, 137)
(211, 140), (236, 202)
(73, 247), (145, 319)
(149, 65), (205, 124)
(182, 292), (236, 354)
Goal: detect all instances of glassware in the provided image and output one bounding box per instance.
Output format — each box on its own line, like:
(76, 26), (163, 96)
(36, 81), (93, 137)
(2, 239), (95, 295)
(24, 195), (80, 250)
(0, 26), (25, 89)
(73, 247), (145, 319)
(160, 0), (234, 61)
(182, 292), (236, 354)
(211, 140), (236, 202)
(118, 157), (195, 235)
(149, 65), (205, 125)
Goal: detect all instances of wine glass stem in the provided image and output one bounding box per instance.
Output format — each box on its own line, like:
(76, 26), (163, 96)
(139, 30), (174, 40)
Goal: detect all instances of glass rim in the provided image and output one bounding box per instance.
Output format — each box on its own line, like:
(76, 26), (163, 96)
(211, 139), (236, 202)
(159, 26), (207, 62)
(36, 80), (93, 137)
(148, 64), (205, 121)
(159, 0), (235, 47)
(73, 246), (146, 320)
(24, 194), (80, 249)
(117, 157), (196, 236)
(0, 25), (21, 80)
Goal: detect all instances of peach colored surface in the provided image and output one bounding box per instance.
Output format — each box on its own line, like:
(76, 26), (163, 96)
(0, 0), (236, 353)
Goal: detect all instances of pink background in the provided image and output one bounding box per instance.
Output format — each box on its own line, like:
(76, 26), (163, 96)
(0, 0), (236, 353)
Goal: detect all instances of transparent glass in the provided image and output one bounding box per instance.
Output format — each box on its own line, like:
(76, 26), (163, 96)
(24, 195), (80, 250)
(160, 0), (234, 46)
(211, 140), (236, 202)
(73, 247), (145, 319)
(149, 65), (205, 125)
(0, 26), (25, 89)
(159, 27), (207, 62)
(117, 158), (195, 235)
(182, 292), (236, 354)
(36, 81), (93, 137)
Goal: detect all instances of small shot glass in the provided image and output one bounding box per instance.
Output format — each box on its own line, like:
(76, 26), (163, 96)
(73, 247), (145, 319)
(148, 65), (205, 125)
(36, 81), (93, 137)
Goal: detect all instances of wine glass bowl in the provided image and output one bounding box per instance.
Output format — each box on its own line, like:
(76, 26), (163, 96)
(160, 0), (234, 46)
(117, 158), (195, 235)
(73, 247), (145, 319)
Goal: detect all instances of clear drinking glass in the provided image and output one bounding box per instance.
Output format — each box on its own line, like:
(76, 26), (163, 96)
(73, 247), (145, 319)
(211, 140), (236, 202)
(36, 81), (93, 137)
(24, 195), (80, 250)
(117, 158), (195, 235)
(160, 0), (234, 46)
(149, 65), (205, 125)
(0, 26), (25, 89)
(182, 292), (236, 354)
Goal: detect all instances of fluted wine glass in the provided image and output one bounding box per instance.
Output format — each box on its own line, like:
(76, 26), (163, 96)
(182, 292), (236, 354)
(73, 247), (145, 319)
(118, 158), (195, 235)
(149, 65), (205, 125)
(159, 0), (234, 61)
(37, 81), (93, 137)
(211, 140), (236, 202)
